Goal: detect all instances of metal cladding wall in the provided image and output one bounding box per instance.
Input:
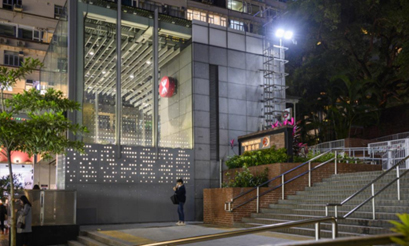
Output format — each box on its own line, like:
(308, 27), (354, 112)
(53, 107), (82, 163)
(191, 21), (266, 220)
(64, 144), (194, 224)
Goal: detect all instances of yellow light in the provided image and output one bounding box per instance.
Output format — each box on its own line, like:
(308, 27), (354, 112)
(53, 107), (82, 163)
(361, 28), (368, 35)
(317, 41), (321, 45)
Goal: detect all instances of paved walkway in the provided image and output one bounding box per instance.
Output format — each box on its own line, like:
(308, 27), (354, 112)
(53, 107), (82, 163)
(81, 222), (312, 246)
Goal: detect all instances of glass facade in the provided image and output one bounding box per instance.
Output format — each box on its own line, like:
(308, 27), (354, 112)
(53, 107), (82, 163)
(41, 1), (193, 149)
(40, 1), (68, 95)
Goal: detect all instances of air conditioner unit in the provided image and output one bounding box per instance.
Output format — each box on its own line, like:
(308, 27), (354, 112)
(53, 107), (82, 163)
(17, 41), (25, 47)
(18, 51), (24, 57)
(13, 4), (23, 12)
(0, 38), (7, 44)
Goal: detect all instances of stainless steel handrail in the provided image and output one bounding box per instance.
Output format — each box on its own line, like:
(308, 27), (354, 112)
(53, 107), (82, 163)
(140, 217), (338, 246)
(280, 233), (404, 246)
(326, 155), (409, 219)
(224, 150), (334, 212)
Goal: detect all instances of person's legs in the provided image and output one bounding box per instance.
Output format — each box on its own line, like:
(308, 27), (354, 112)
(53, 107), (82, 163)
(178, 202), (185, 223)
(0, 219), (4, 234)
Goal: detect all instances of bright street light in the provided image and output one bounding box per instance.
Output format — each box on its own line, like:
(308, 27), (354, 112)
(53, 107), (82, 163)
(275, 29), (293, 40)
(284, 31), (293, 40)
(275, 29), (285, 38)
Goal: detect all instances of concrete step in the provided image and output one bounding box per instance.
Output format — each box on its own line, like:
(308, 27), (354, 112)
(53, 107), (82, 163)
(241, 217), (390, 235)
(277, 198), (409, 206)
(286, 192), (409, 201)
(313, 179), (409, 187)
(306, 182), (409, 191)
(250, 213), (395, 228)
(259, 208), (400, 220)
(268, 203), (409, 213)
(77, 236), (109, 246)
(68, 241), (86, 246)
(235, 222), (362, 238)
(250, 212), (397, 225)
(83, 231), (129, 246)
(294, 187), (409, 196)
(320, 175), (409, 183)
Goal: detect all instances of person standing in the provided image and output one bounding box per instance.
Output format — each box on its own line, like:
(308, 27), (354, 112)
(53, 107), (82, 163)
(173, 179), (186, 226)
(17, 196), (32, 246)
(0, 200), (6, 234)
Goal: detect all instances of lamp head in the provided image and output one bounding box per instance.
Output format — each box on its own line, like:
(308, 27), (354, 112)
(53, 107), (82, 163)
(275, 29), (285, 38)
(284, 31), (293, 40)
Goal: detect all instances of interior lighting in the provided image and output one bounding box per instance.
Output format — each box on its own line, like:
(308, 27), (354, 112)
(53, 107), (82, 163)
(130, 74), (135, 79)
(102, 71), (106, 74)
(89, 50), (95, 56)
(146, 60), (152, 65)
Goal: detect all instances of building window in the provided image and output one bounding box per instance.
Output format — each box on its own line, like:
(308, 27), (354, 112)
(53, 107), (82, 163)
(187, 9), (206, 22)
(3, 0), (22, 10)
(228, 0), (246, 13)
(4, 51), (23, 67)
(54, 5), (66, 19)
(0, 24), (15, 37)
(229, 20), (245, 31)
(188, 10), (227, 27)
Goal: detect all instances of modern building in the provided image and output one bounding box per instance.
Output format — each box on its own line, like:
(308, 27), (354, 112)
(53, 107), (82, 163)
(0, 0), (67, 189)
(3, 0), (290, 223)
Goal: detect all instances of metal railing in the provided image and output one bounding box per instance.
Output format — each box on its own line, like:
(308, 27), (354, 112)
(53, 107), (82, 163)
(371, 131), (409, 142)
(325, 155), (409, 220)
(140, 217), (338, 246)
(280, 233), (404, 246)
(310, 139), (345, 154)
(225, 151), (338, 212)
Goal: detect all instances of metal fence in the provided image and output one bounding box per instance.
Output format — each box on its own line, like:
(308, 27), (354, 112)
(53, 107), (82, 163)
(24, 190), (76, 226)
(371, 131), (409, 142)
(368, 138), (409, 169)
(309, 139), (345, 155)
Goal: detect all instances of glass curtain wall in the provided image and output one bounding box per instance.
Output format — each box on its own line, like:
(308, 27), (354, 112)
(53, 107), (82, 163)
(79, 1), (193, 148)
(40, 1), (68, 95)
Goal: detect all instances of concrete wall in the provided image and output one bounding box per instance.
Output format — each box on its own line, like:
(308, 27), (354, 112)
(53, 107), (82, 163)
(191, 21), (265, 220)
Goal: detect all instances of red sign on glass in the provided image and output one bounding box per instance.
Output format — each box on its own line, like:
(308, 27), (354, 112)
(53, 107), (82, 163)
(159, 76), (176, 98)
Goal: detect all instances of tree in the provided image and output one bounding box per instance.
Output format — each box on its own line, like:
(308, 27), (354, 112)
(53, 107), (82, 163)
(0, 58), (87, 246)
(284, 0), (409, 142)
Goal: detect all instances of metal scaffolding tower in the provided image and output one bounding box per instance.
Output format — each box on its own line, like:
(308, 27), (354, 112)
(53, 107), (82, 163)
(260, 38), (288, 128)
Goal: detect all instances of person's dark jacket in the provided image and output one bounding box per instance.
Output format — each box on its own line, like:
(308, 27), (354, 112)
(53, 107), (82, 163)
(0, 204), (7, 221)
(175, 185), (186, 203)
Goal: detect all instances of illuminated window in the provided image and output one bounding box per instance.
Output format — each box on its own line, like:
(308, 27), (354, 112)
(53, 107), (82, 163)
(221, 17), (227, 27)
(228, 0), (245, 12)
(230, 20), (245, 31)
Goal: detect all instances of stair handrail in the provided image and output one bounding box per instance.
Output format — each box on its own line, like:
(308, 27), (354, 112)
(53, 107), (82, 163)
(140, 217), (338, 245)
(225, 150), (336, 212)
(326, 154), (409, 220)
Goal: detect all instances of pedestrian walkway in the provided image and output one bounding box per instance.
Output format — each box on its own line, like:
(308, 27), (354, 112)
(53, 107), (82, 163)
(0, 232), (8, 246)
(78, 222), (311, 246)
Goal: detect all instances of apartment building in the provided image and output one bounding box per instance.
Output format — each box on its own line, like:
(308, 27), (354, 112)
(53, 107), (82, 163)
(0, 0), (66, 189)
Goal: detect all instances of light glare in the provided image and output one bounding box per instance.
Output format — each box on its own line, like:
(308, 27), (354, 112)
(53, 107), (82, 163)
(275, 29), (285, 38)
(284, 31), (293, 40)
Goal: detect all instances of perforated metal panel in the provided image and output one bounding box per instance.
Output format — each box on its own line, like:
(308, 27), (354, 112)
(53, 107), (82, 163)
(63, 144), (194, 224)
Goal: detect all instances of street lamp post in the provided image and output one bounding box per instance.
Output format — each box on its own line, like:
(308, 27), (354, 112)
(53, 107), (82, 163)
(261, 28), (294, 128)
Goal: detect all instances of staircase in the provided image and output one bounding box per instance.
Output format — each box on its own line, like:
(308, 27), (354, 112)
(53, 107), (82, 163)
(236, 170), (409, 238)
(68, 231), (131, 246)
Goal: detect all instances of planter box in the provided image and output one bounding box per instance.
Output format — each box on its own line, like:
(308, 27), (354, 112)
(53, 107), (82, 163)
(206, 162), (381, 226)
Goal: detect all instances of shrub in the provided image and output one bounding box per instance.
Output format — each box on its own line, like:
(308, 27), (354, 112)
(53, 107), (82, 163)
(294, 151), (363, 164)
(225, 146), (288, 169)
(223, 167), (269, 188)
(389, 213), (409, 246)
